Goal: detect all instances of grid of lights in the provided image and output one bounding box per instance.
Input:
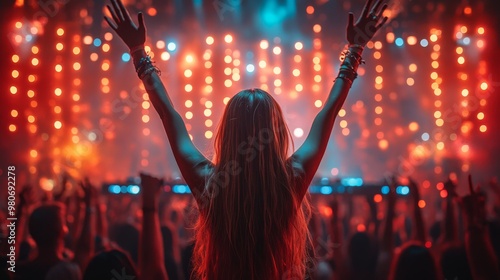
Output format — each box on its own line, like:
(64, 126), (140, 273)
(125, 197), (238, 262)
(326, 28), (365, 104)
(5, 4), (490, 184)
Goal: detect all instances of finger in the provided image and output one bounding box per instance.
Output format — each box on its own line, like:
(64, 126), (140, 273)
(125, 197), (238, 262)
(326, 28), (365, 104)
(111, 0), (125, 22)
(468, 174), (475, 195)
(347, 12), (354, 29)
(361, 0), (375, 18)
(138, 12), (145, 31)
(370, 0), (383, 15)
(104, 16), (118, 31)
(377, 4), (388, 19)
(116, 0), (132, 22)
(375, 16), (388, 30)
(106, 5), (120, 25)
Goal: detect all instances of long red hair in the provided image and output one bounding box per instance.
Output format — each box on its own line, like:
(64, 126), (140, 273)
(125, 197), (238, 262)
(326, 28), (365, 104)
(192, 89), (312, 279)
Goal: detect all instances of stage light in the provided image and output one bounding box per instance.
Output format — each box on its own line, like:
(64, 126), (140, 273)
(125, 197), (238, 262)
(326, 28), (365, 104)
(306, 5), (314, 14)
(224, 34), (233, 43)
(462, 37), (470, 45)
(480, 82), (488, 90)
(295, 42), (303, 50)
(313, 24), (321, 33)
(395, 38), (404, 46)
(167, 42), (176, 51)
(93, 38), (102, 47)
(381, 185), (389, 194)
(54, 121), (62, 129)
(246, 64), (255, 73)
(478, 27), (485, 34)
(293, 128), (304, 137)
(386, 32), (395, 43)
(260, 40), (269, 49)
(273, 46), (281, 55)
(406, 78), (415, 86)
(480, 125), (487, 132)
(341, 178), (363, 187)
(407, 36), (417, 45)
(31, 58), (39, 66)
(420, 39), (428, 47)
(205, 36), (214, 45)
(440, 189), (448, 198)
(186, 55), (193, 63)
(172, 184), (190, 194)
(418, 200), (426, 208)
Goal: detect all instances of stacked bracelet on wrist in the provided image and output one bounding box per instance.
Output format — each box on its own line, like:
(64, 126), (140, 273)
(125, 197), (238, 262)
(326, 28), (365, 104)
(134, 54), (161, 79)
(335, 45), (364, 86)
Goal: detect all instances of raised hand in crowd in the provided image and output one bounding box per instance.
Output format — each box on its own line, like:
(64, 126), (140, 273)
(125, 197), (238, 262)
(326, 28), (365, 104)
(139, 172), (168, 280)
(461, 175), (500, 280)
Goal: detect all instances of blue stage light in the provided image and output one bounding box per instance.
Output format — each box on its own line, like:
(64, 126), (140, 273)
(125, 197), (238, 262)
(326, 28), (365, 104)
(173, 184), (190, 194)
(128, 185), (140, 194)
(93, 38), (102, 47)
(246, 64), (255, 72)
(167, 42), (176, 51)
(320, 186), (333, 195)
(381, 185), (390, 194)
(420, 39), (428, 47)
(108, 184), (121, 194)
(341, 178), (363, 187)
(395, 38), (404, 46)
(121, 53), (131, 62)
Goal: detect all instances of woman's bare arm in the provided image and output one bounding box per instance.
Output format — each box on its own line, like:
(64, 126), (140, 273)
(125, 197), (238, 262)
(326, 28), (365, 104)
(291, 0), (388, 197)
(104, 0), (211, 202)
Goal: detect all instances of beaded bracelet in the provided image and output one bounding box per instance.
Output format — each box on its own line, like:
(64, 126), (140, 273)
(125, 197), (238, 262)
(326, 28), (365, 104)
(135, 55), (152, 73)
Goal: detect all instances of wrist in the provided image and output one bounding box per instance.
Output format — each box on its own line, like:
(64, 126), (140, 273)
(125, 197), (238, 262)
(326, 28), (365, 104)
(129, 44), (145, 55)
(348, 44), (364, 53)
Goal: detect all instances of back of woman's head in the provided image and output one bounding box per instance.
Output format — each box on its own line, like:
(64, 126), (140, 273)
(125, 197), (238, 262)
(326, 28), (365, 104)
(83, 249), (137, 280)
(440, 244), (472, 280)
(389, 241), (438, 280)
(109, 223), (139, 263)
(193, 88), (312, 279)
(28, 203), (66, 249)
(348, 232), (378, 276)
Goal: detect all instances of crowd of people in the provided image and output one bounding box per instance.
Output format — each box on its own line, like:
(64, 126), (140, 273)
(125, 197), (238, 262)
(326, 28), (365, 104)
(2, 0), (500, 278)
(1, 173), (500, 279)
